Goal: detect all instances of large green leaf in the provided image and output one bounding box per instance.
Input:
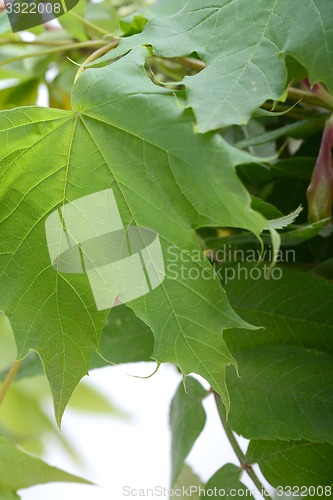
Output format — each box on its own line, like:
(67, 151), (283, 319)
(170, 377), (207, 485)
(201, 464), (254, 499)
(96, 0), (333, 131)
(0, 304), (154, 381)
(0, 488), (19, 500)
(247, 440), (333, 488)
(226, 345), (333, 444)
(0, 436), (88, 498)
(0, 47), (268, 423)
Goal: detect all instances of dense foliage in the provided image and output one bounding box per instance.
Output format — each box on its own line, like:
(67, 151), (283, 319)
(0, 0), (332, 498)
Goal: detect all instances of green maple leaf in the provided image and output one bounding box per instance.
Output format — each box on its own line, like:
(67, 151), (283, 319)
(0, 47), (268, 424)
(97, 0), (333, 132)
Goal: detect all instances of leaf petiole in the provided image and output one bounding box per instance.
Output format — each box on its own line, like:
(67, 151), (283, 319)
(214, 391), (273, 500)
(74, 40), (119, 81)
(67, 11), (110, 37)
(0, 359), (23, 407)
(0, 40), (110, 68)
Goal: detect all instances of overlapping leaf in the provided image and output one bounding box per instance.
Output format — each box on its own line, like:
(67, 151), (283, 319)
(226, 346), (333, 444)
(0, 47), (269, 422)
(247, 440), (333, 488)
(97, 0), (333, 131)
(0, 436), (88, 499)
(0, 305), (154, 381)
(224, 266), (333, 355)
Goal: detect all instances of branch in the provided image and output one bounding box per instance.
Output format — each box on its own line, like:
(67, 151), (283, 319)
(287, 87), (333, 111)
(68, 11), (110, 37)
(214, 392), (273, 500)
(161, 57), (333, 114)
(0, 40), (110, 68)
(172, 56), (206, 71)
(74, 40), (119, 81)
(0, 360), (23, 407)
(0, 38), (74, 46)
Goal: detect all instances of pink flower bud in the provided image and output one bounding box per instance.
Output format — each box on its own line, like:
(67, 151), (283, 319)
(307, 115), (333, 223)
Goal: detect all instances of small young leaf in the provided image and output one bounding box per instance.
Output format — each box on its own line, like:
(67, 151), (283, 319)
(267, 205), (302, 230)
(170, 377), (208, 485)
(201, 464), (254, 499)
(171, 464), (204, 500)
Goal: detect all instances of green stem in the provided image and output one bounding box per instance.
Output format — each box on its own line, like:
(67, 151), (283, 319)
(68, 11), (110, 37)
(0, 38), (74, 46)
(161, 56), (333, 114)
(0, 40), (109, 67)
(74, 40), (119, 81)
(172, 56), (206, 71)
(288, 87), (333, 111)
(214, 392), (273, 500)
(0, 360), (23, 407)
(260, 101), (314, 119)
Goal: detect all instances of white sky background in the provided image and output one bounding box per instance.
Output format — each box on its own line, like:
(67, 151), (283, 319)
(19, 363), (255, 499)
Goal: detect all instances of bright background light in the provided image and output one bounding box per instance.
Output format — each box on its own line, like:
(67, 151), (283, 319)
(19, 362), (255, 499)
